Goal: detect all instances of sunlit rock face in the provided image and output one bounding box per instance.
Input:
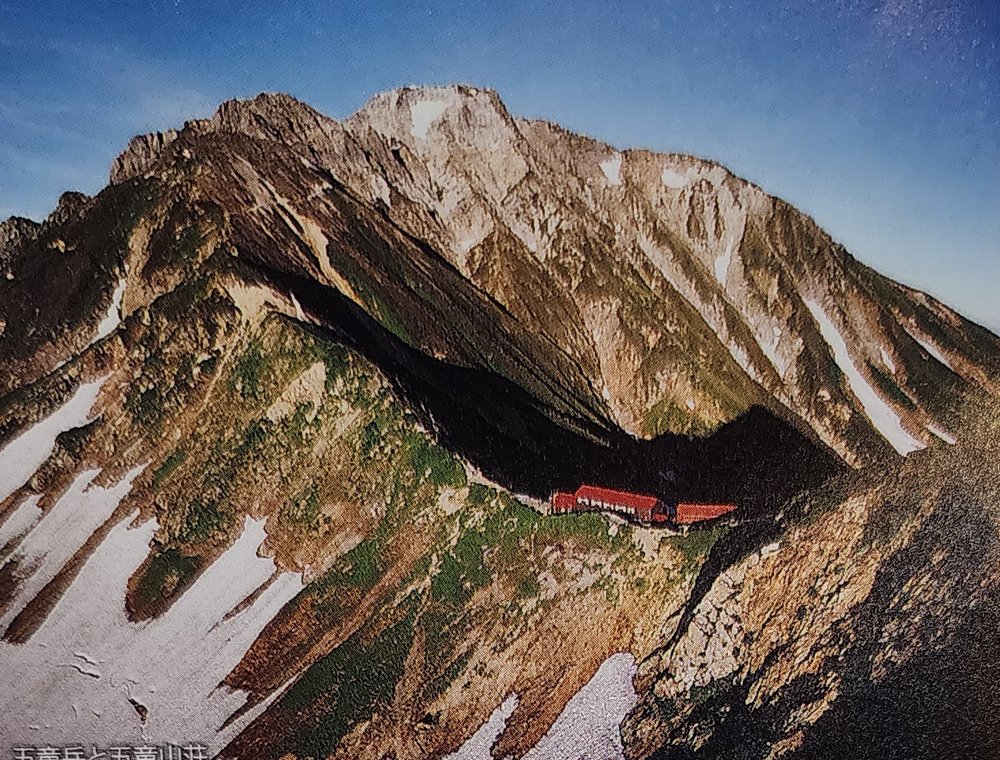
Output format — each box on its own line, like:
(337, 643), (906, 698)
(623, 401), (1000, 760)
(0, 86), (997, 760)
(106, 86), (1000, 463)
(0, 216), (40, 269)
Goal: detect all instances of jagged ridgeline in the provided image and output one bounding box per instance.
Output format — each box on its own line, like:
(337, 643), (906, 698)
(0, 86), (998, 760)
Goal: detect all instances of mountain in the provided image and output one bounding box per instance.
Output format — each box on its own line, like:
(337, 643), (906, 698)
(0, 86), (997, 760)
(108, 86), (1000, 463)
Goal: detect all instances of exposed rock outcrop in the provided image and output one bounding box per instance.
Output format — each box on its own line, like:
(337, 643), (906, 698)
(623, 398), (1000, 760)
(110, 129), (179, 184)
(0, 216), (40, 268)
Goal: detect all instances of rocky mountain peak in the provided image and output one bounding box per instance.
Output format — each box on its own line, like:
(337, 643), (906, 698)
(86, 87), (1000, 464)
(202, 91), (337, 145)
(348, 84), (514, 142)
(47, 191), (92, 227)
(109, 129), (181, 184)
(0, 216), (41, 268)
(213, 91), (317, 122)
(108, 91), (337, 186)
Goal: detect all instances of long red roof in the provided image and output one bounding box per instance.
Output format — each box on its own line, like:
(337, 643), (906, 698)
(575, 485), (660, 511)
(675, 502), (737, 524)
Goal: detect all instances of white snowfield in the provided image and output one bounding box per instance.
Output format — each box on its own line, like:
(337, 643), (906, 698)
(660, 165), (690, 189)
(600, 153), (623, 186)
(0, 465), (144, 632)
(446, 652), (637, 760)
(903, 325), (956, 372)
(370, 174), (392, 207)
(927, 423), (958, 446)
(524, 652), (637, 760)
(0, 514), (302, 752)
(0, 494), (43, 560)
(410, 98), (453, 141)
(880, 347), (897, 375)
(805, 299), (926, 456)
(0, 375), (109, 504)
(713, 239), (736, 289)
(93, 278), (126, 344)
(444, 694), (519, 760)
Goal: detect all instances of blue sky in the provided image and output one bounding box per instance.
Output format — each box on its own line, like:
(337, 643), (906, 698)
(2, 0), (998, 329)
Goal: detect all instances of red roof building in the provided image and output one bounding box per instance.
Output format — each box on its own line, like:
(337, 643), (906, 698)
(574, 485), (662, 521)
(549, 486), (736, 526)
(674, 502), (737, 525)
(550, 484), (669, 523)
(551, 491), (577, 512)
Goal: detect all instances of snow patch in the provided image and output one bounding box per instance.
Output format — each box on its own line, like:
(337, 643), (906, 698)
(370, 175), (391, 207)
(445, 694), (519, 760)
(0, 465), (145, 631)
(904, 326), (955, 372)
(660, 166), (690, 189)
(269, 191), (364, 309)
(0, 494), (43, 557)
(713, 240), (735, 288)
(927, 424), (957, 445)
(524, 652), (638, 760)
(805, 299), (925, 456)
(290, 291), (306, 322)
(508, 220), (539, 255)
(285, 206), (328, 260)
(455, 218), (493, 258)
(754, 324), (790, 378)
(0, 376), (109, 504)
(635, 233), (700, 315)
(880, 348), (896, 375)
(600, 154), (622, 186)
(0, 515), (302, 751)
(758, 334), (789, 378)
(94, 279), (126, 344)
(727, 340), (754, 376)
(410, 99), (452, 140)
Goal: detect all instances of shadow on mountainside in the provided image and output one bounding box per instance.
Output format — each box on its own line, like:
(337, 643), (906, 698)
(646, 480), (1000, 760)
(792, 485), (1000, 760)
(245, 260), (844, 520)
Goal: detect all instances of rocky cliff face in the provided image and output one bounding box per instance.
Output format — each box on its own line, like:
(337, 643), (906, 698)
(0, 216), (40, 268)
(623, 396), (1000, 760)
(110, 130), (180, 185)
(0, 86), (997, 760)
(109, 86), (1000, 465)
